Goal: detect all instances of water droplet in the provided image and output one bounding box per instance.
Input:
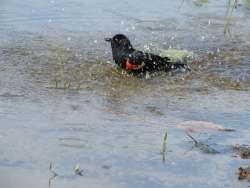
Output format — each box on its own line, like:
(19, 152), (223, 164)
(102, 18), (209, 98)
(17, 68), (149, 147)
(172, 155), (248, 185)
(208, 19), (211, 25)
(145, 72), (150, 79)
(144, 45), (150, 51)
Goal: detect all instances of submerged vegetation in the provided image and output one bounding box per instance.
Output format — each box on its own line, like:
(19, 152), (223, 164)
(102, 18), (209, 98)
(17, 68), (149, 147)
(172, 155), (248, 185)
(224, 0), (238, 38)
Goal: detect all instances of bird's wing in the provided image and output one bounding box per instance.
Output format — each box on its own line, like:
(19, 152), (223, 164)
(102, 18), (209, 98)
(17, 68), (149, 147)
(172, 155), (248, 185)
(118, 50), (145, 71)
(128, 50), (146, 65)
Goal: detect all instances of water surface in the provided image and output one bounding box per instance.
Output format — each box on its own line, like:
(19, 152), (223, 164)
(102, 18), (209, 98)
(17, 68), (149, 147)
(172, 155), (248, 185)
(0, 0), (250, 188)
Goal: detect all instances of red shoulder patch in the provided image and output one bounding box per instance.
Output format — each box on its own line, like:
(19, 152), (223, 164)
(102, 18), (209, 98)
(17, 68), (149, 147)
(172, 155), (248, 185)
(123, 58), (144, 71)
(125, 58), (136, 70)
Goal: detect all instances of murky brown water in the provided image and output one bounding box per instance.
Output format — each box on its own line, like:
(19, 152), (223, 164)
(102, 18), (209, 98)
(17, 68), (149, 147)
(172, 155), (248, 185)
(0, 0), (250, 188)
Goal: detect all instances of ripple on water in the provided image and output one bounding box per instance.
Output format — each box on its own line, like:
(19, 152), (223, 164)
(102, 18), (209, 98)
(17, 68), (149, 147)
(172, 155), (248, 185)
(0, 1), (250, 187)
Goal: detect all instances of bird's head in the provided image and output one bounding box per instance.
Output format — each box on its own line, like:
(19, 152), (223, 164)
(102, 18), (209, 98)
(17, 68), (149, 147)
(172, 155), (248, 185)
(105, 34), (134, 62)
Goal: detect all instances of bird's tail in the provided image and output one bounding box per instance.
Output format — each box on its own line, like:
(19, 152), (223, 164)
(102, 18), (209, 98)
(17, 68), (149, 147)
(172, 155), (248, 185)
(168, 60), (191, 72)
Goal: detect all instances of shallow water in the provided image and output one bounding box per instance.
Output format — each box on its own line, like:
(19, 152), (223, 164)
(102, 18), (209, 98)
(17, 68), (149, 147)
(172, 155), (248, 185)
(0, 0), (250, 188)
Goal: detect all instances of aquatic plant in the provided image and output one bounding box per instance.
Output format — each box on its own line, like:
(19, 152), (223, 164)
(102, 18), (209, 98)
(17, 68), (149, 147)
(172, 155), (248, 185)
(51, 51), (85, 90)
(74, 164), (83, 176)
(64, 80), (71, 89)
(49, 162), (58, 188)
(192, 0), (209, 7)
(160, 130), (168, 163)
(160, 49), (195, 61)
(224, 0), (238, 38)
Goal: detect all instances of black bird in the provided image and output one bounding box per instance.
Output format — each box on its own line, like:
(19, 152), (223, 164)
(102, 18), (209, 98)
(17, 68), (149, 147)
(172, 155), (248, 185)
(105, 34), (190, 74)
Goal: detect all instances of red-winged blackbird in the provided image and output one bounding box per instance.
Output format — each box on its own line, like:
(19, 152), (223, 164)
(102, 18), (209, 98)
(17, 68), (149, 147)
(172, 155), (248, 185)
(105, 34), (190, 74)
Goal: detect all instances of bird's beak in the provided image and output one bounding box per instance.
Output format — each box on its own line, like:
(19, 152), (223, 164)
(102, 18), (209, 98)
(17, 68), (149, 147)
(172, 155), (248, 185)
(104, 38), (112, 42)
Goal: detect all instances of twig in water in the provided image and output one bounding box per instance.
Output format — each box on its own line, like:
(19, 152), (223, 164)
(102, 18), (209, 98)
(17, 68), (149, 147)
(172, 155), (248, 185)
(186, 131), (198, 145)
(178, 0), (185, 9)
(49, 162), (58, 188)
(160, 130), (168, 163)
(186, 132), (219, 154)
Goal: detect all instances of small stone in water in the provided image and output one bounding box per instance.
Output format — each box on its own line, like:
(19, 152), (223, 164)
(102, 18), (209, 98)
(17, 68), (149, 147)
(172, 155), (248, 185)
(74, 164), (83, 176)
(238, 167), (250, 181)
(102, 165), (111, 169)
